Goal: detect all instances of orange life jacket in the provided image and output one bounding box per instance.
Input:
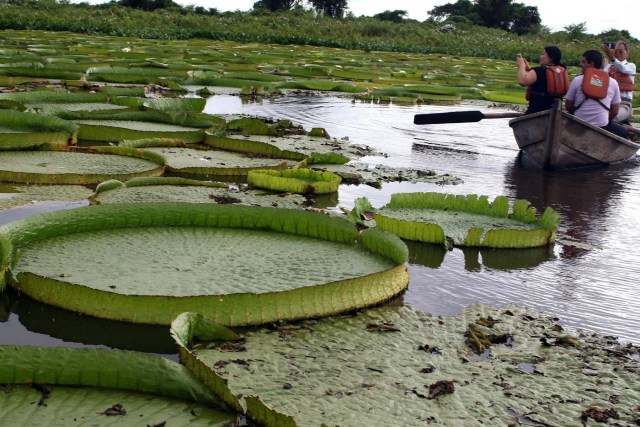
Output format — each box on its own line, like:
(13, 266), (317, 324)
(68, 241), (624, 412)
(525, 65), (569, 100)
(608, 65), (635, 92)
(581, 68), (609, 99)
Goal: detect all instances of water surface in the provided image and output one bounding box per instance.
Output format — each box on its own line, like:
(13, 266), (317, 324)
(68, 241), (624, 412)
(1, 94), (638, 354)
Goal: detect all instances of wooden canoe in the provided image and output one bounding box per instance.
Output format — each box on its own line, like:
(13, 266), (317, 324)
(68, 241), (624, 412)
(509, 100), (640, 169)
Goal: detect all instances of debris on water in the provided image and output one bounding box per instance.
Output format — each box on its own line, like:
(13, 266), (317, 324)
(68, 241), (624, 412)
(417, 344), (442, 355)
(366, 322), (400, 332)
(465, 323), (512, 354)
(99, 403), (126, 416)
(208, 194), (242, 204)
(426, 380), (454, 399)
(475, 316), (501, 327)
(540, 336), (581, 348)
(504, 407), (553, 426)
(29, 380), (50, 406)
(580, 406), (619, 423)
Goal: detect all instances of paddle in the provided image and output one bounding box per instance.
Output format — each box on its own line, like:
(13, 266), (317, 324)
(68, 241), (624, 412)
(413, 111), (523, 125)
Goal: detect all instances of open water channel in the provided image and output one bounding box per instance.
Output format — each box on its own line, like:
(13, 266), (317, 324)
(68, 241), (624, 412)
(1, 94), (639, 357)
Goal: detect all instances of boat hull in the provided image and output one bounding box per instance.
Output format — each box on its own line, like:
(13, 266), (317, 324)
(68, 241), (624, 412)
(509, 103), (640, 169)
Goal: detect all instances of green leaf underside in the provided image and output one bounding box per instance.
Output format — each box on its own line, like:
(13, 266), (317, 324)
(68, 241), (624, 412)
(94, 185), (309, 209)
(14, 227), (394, 296)
(0, 151), (159, 175)
(74, 119), (201, 132)
(187, 304), (640, 427)
(144, 147), (297, 171)
(0, 386), (233, 427)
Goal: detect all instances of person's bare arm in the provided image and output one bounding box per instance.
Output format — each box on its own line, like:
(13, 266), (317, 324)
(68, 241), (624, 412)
(565, 99), (575, 114)
(609, 103), (620, 120)
(516, 53), (537, 86)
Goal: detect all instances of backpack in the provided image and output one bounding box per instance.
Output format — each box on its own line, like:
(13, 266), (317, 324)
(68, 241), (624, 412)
(581, 68), (609, 99)
(525, 65), (569, 100)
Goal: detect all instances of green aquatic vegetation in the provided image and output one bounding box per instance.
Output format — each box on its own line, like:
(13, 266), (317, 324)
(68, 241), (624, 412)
(1, 203), (409, 325)
(0, 184), (93, 210)
(0, 346), (235, 425)
(92, 178), (310, 209)
(278, 79), (366, 93)
(205, 133), (352, 164)
(143, 146), (298, 176)
(374, 192), (560, 248)
(247, 168), (341, 194)
(0, 91), (107, 104)
(0, 109), (78, 149)
(172, 302), (640, 427)
(481, 89), (527, 104)
(0, 146), (164, 184)
(73, 119), (206, 143)
(111, 96), (206, 113)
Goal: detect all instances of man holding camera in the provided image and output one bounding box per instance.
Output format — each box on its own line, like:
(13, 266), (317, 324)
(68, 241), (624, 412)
(603, 41), (636, 124)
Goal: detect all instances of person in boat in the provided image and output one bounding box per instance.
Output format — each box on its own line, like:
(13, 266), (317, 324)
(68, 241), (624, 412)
(517, 45), (568, 114)
(565, 50), (629, 139)
(602, 41), (636, 124)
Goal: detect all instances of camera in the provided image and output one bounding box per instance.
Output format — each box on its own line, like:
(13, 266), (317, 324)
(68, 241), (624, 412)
(605, 42), (616, 49)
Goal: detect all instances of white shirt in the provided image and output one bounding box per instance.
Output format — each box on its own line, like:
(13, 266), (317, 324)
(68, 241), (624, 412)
(604, 59), (636, 100)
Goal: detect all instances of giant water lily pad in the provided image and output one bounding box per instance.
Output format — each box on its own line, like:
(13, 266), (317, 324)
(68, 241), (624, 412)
(92, 177), (310, 209)
(0, 147), (164, 184)
(1, 203), (408, 325)
(0, 184), (93, 210)
(74, 119), (206, 143)
(0, 346), (235, 425)
(205, 133), (366, 163)
(0, 109), (78, 149)
(375, 192), (559, 248)
(172, 303), (640, 427)
(248, 168), (341, 194)
(144, 146), (298, 175)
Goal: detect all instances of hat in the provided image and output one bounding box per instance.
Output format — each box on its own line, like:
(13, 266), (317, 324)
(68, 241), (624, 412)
(544, 46), (562, 65)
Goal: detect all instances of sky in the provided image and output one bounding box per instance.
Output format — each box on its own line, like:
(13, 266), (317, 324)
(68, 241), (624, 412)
(69, 1), (639, 39)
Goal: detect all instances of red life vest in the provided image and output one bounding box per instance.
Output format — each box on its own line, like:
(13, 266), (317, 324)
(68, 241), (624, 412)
(608, 65), (635, 92)
(525, 65), (569, 100)
(581, 68), (609, 99)
(545, 65), (569, 97)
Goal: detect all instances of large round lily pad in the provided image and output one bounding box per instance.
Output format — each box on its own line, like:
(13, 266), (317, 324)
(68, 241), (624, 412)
(375, 192), (560, 248)
(0, 147), (164, 184)
(1, 203), (408, 325)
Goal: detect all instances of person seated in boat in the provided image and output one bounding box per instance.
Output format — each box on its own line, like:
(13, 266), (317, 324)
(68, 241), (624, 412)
(517, 45), (568, 114)
(602, 41), (636, 124)
(565, 50), (629, 139)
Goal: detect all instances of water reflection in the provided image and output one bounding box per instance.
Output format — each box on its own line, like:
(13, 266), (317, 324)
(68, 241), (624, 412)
(1, 289), (177, 356)
(405, 240), (555, 271)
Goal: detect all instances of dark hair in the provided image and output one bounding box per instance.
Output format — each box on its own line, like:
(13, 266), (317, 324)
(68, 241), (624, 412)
(544, 45), (562, 65)
(583, 50), (603, 68)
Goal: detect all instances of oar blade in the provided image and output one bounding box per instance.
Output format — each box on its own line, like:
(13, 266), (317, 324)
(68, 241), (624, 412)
(414, 111), (485, 125)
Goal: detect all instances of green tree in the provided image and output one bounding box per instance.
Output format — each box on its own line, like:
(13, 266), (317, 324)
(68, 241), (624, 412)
(428, 0), (540, 34)
(117, 0), (180, 11)
(563, 22), (588, 41)
(372, 10), (407, 23)
(428, 0), (478, 24)
(307, 0), (348, 18)
(252, 0), (300, 12)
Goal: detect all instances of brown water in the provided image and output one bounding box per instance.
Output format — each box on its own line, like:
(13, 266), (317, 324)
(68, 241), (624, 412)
(1, 94), (639, 355)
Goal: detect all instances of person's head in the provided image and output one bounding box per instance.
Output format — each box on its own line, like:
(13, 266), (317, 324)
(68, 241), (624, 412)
(580, 50), (603, 72)
(541, 45), (562, 65)
(614, 41), (629, 61)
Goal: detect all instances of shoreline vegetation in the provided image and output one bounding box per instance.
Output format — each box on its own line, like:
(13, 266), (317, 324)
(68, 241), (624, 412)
(0, 1), (637, 66)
